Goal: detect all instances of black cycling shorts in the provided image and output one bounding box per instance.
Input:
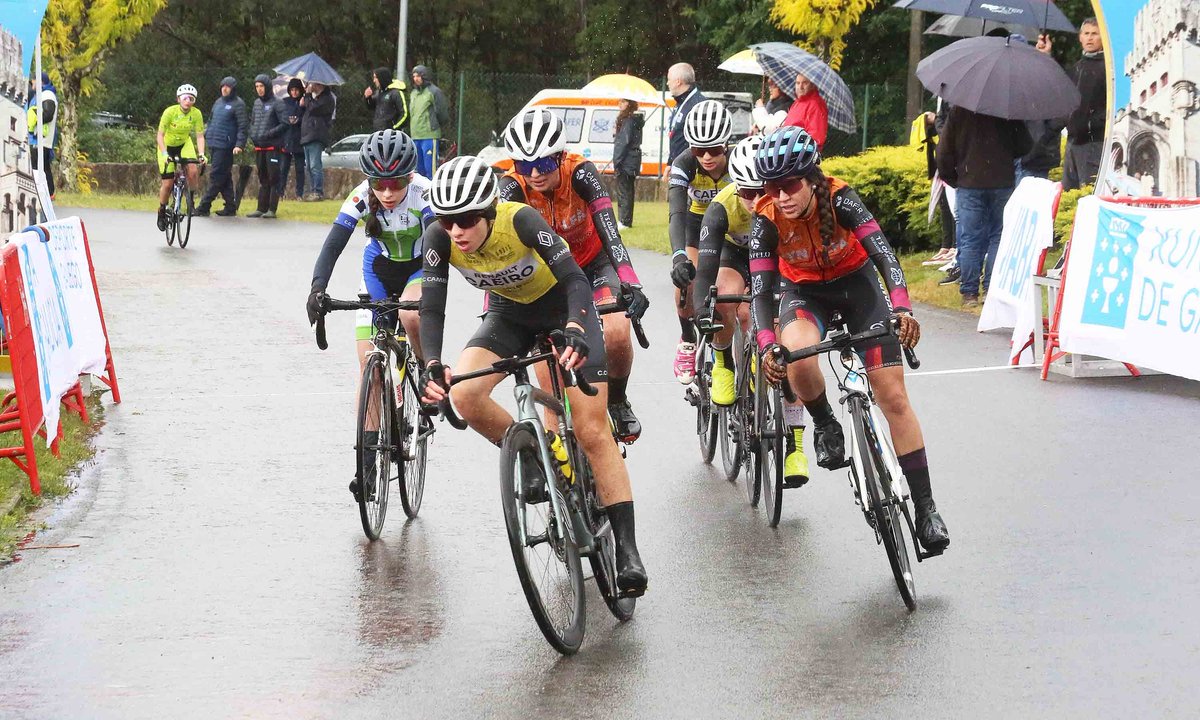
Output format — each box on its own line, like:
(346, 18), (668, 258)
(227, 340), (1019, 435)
(466, 289), (609, 384)
(720, 243), (750, 286)
(582, 253), (620, 305)
(777, 260), (901, 372)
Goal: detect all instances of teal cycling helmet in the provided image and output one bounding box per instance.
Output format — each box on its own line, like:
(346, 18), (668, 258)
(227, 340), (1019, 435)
(755, 126), (820, 181)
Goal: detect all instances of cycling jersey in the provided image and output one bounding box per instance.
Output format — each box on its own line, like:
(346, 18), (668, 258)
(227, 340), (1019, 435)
(310, 176), (436, 292)
(498, 153), (640, 286)
(668, 152), (731, 253)
(749, 176), (911, 350)
(158, 105), (204, 148)
(420, 202), (593, 365)
(693, 183), (753, 309)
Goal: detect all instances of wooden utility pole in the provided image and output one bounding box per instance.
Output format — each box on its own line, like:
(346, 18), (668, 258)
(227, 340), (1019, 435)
(905, 10), (924, 123)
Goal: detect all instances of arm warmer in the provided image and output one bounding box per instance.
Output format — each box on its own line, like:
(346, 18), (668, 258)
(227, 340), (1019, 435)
(833, 187), (911, 313)
(748, 213), (783, 351)
(668, 154), (696, 257)
(571, 161), (640, 285)
(496, 175), (526, 203)
(310, 221), (356, 292)
(693, 201), (729, 310)
(418, 224), (452, 364)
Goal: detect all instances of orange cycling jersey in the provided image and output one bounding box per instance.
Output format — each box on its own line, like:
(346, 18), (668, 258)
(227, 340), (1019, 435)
(753, 176), (869, 284)
(504, 152), (604, 268)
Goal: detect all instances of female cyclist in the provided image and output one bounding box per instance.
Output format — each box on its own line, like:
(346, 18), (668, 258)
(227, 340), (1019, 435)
(748, 127), (950, 552)
(156, 83), (206, 231)
(306, 129), (434, 500)
(418, 156), (648, 595)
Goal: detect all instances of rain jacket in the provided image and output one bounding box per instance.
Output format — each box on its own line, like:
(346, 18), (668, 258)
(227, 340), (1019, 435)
(613, 113), (643, 176)
(366, 67), (409, 131)
(782, 90), (828, 151)
(204, 76), (248, 150)
(300, 87), (336, 147)
(408, 65), (450, 139)
(26, 73), (58, 153)
(280, 78), (306, 153)
(936, 105), (1033, 189)
(1067, 52), (1106, 145)
(249, 73), (288, 149)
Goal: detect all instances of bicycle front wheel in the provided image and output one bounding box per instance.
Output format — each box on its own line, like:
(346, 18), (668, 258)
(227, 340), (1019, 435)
(718, 406), (743, 483)
(757, 384), (784, 527)
(397, 357), (428, 518)
(694, 346), (718, 464)
(355, 354), (393, 540)
(499, 422), (585, 655)
(740, 348), (761, 506)
(165, 183), (180, 246)
(177, 188), (193, 248)
(852, 398), (916, 611)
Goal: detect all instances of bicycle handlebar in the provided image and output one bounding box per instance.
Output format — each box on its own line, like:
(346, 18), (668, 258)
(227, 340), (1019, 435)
(596, 303), (649, 349)
(768, 317), (921, 401)
(313, 294), (421, 351)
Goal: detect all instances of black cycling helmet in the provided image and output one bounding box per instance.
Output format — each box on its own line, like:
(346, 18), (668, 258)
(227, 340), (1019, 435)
(754, 126), (820, 181)
(359, 129), (419, 178)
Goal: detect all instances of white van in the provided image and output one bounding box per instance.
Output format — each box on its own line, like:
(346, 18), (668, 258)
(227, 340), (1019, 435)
(478, 89), (753, 176)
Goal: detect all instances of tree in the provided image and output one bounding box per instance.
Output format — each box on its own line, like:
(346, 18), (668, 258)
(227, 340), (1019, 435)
(769, 0), (879, 70)
(41, 0), (167, 190)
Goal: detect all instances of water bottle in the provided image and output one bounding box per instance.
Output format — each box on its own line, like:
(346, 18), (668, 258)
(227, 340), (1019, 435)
(547, 431), (573, 483)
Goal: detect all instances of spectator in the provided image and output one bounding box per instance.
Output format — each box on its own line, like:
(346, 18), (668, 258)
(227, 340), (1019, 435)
(25, 72), (58, 198)
(364, 66), (408, 132)
(1063, 18), (1106, 191)
(782, 72), (828, 150)
(247, 73), (288, 218)
(612, 98), (643, 229)
(197, 76), (247, 216)
(914, 110), (956, 267)
(300, 81), (335, 201)
(751, 78), (792, 134)
(666, 62), (704, 164)
(936, 105), (1033, 307)
(1018, 35), (1067, 183)
(408, 65), (450, 178)
(277, 78), (306, 200)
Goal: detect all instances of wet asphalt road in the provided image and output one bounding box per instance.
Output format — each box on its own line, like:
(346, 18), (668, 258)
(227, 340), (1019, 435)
(2, 208), (1200, 718)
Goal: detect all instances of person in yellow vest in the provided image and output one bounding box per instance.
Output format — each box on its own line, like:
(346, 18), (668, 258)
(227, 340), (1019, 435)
(26, 73), (58, 198)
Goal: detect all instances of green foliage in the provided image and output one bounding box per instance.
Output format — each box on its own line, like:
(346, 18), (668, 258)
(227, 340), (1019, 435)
(688, 0), (789, 58)
(76, 124), (158, 164)
(1054, 185), (1093, 244)
(822, 144), (941, 252)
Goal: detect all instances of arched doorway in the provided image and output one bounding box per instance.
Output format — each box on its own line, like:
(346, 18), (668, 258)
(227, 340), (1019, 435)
(1127, 133), (1161, 193)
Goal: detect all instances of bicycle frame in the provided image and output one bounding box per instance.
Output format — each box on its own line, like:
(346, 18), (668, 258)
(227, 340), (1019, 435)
(833, 350), (912, 515)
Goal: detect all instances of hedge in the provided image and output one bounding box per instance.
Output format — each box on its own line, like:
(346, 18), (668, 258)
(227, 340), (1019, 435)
(822, 144), (941, 253)
(77, 125), (158, 164)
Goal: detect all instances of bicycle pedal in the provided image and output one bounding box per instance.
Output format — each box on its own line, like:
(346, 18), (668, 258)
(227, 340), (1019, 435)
(917, 548), (945, 561)
(782, 477), (809, 490)
(616, 586), (646, 599)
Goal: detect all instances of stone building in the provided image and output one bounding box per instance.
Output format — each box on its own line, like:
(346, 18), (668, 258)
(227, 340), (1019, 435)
(0, 27), (36, 236)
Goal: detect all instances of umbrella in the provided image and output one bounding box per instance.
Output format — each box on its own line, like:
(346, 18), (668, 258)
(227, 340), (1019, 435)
(924, 14), (1038, 38)
(893, 0), (1075, 34)
(273, 52), (345, 86)
(749, 42), (857, 133)
(580, 73), (666, 106)
(916, 36), (1080, 120)
(718, 49), (762, 75)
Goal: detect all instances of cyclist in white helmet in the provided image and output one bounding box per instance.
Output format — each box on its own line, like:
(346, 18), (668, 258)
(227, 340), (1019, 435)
(419, 155), (649, 596)
(667, 99), (733, 384)
(155, 83), (207, 231)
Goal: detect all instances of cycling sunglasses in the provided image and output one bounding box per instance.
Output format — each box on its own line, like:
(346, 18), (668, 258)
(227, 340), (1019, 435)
(437, 212), (489, 231)
(513, 156), (560, 176)
(763, 177), (807, 199)
(736, 187), (765, 201)
(368, 176), (410, 192)
(690, 145), (726, 159)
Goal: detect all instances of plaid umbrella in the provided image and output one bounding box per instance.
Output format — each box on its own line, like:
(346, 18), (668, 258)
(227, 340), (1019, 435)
(749, 42), (857, 133)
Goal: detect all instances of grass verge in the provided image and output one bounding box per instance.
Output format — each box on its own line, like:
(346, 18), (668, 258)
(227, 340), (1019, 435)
(56, 191), (345, 224)
(0, 392), (105, 560)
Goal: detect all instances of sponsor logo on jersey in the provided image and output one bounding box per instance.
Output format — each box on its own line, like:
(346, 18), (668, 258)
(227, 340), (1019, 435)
(460, 260), (538, 289)
(425, 248), (441, 266)
(538, 231), (555, 247)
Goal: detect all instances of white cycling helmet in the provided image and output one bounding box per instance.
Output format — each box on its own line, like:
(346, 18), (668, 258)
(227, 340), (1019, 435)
(684, 99), (733, 147)
(727, 135), (765, 190)
(504, 108), (567, 161)
(430, 156), (498, 214)
(176, 83), (198, 99)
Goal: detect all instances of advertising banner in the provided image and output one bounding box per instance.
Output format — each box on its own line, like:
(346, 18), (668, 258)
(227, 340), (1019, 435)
(7, 217), (109, 441)
(1058, 196), (1200, 381)
(978, 177), (1060, 363)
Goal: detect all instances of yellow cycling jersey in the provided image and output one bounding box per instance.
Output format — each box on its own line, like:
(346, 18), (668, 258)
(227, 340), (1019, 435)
(710, 183), (753, 248)
(669, 152), (732, 215)
(448, 202), (559, 304)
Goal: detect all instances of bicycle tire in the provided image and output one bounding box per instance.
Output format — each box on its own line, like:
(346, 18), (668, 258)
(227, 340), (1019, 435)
(757, 384), (785, 527)
(740, 347), (761, 506)
(576, 452), (635, 621)
(499, 422), (585, 654)
(695, 343), (718, 464)
(851, 397), (917, 611)
(718, 406), (743, 483)
(178, 188), (193, 248)
(355, 354), (393, 540)
(165, 182), (180, 246)
(397, 356), (427, 518)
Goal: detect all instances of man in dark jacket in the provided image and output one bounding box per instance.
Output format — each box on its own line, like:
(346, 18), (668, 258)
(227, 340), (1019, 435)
(299, 81), (335, 201)
(277, 78), (306, 200)
(197, 76), (248, 216)
(937, 106), (1033, 306)
(247, 73), (288, 218)
(666, 62), (705, 164)
(1018, 117), (1066, 181)
(364, 67), (408, 132)
(409, 64), (450, 178)
(1063, 18), (1107, 191)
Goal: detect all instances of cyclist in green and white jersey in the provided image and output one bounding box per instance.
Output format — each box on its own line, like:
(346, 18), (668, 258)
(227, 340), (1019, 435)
(156, 83), (206, 230)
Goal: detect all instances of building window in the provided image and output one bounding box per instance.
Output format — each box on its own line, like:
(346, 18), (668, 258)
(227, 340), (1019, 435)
(1151, 82), (1158, 96)
(1162, 72), (1169, 87)
(1141, 90), (1148, 103)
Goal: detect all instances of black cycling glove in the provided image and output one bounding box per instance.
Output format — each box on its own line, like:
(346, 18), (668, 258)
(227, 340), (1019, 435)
(306, 289), (326, 326)
(562, 326), (590, 361)
(670, 256), (696, 289)
(420, 361), (449, 402)
(618, 283), (650, 320)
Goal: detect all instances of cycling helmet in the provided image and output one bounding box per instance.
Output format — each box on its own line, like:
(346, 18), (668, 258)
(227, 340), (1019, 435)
(503, 108), (567, 161)
(359, 130), (418, 178)
(727, 135), (765, 190)
(176, 83), (198, 99)
(754, 126), (820, 181)
(683, 100), (733, 147)
(430, 156), (498, 214)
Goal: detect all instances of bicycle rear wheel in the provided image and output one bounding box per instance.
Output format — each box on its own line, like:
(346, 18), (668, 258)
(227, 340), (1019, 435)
(355, 354), (393, 540)
(718, 406), (743, 483)
(177, 188), (193, 248)
(398, 357), (427, 518)
(851, 398), (916, 611)
(499, 422), (585, 654)
(740, 349), (761, 506)
(577, 453), (635, 621)
(757, 384), (785, 527)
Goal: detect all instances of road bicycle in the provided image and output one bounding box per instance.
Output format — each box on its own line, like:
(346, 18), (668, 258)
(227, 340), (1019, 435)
(683, 286), (719, 464)
(769, 315), (933, 610)
(163, 156), (203, 248)
(315, 295), (432, 540)
(432, 332), (636, 655)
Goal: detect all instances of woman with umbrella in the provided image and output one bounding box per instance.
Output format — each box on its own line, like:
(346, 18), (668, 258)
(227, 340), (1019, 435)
(749, 126), (951, 554)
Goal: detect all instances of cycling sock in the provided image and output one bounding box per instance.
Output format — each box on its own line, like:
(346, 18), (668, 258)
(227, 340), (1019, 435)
(806, 391), (835, 426)
(609, 376), (629, 404)
(678, 317), (696, 344)
(898, 448), (932, 503)
(713, 344), (733, 366)
(784, 402), (806, 428)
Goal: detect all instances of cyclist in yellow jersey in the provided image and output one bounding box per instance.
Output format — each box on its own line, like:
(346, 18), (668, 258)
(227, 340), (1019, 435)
(418, 156), (648, 595)
(667, 99), (733, 383)
(156, 84), (207, 231)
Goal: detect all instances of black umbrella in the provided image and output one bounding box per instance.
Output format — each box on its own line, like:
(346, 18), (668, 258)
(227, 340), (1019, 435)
(924, 14), (1038, 38)
(916, 35), (1080, 119)
(893, 0), (1076, 33)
